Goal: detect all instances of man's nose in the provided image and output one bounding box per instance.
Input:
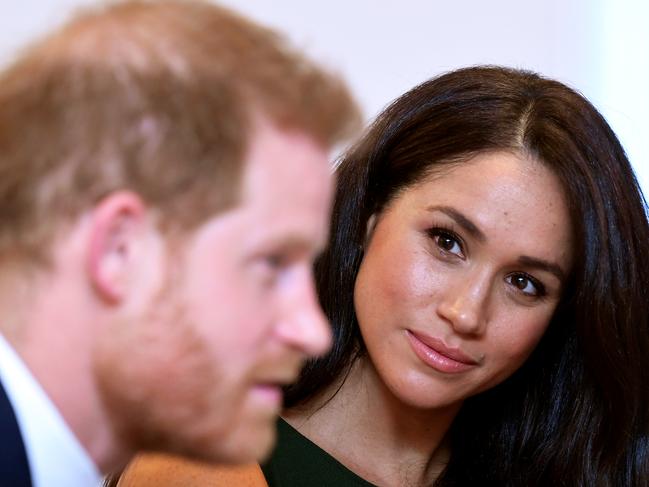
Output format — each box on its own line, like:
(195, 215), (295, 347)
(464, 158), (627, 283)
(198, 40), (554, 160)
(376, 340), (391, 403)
(274, 269), (332, 357)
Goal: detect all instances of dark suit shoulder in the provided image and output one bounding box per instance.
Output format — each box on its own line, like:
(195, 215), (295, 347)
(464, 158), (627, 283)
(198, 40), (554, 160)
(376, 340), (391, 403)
(0, 379), (33, 487)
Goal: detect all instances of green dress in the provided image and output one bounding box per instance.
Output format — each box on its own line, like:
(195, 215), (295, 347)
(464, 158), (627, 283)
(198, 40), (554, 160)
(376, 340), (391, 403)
(262, 418), (378, 487)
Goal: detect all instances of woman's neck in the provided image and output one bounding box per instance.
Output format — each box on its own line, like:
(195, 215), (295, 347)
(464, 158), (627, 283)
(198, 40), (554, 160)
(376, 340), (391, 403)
(284, 357), (461, 487)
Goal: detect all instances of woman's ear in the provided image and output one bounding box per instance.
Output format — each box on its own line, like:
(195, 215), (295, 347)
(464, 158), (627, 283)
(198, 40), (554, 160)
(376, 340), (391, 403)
(86, 191), (148, 305)
(364, 214), (378, 248)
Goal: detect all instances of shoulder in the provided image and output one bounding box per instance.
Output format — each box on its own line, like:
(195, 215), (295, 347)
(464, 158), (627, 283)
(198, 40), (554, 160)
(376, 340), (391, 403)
(0, 379), (32, 486)
(262, 417), (376, 487)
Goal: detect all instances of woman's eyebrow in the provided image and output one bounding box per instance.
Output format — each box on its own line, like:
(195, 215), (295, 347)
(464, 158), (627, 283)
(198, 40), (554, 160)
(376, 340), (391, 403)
(427, 205), (567, 282)
(426, 205), (487, 243)
(518, 255), (566, 282)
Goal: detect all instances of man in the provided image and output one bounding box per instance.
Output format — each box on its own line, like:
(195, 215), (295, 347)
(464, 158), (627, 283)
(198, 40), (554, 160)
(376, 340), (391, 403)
(0, 1), (360, 485)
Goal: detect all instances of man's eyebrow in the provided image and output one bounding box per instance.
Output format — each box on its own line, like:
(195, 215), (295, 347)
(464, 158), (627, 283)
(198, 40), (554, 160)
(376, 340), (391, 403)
(518, 255), (567, 282)
(426, 205), (487, 243)
(263, 235), (325, 257)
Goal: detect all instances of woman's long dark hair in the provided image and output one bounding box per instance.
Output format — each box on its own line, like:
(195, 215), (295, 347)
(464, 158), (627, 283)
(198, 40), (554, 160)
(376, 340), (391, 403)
(285, 66), (649, 486)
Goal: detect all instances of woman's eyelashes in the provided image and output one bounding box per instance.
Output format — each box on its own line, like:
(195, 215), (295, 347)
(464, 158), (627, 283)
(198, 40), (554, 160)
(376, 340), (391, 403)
(426, 226), (548, 300)
(427, 227), (465, 259)
(505, 273), (547, 299)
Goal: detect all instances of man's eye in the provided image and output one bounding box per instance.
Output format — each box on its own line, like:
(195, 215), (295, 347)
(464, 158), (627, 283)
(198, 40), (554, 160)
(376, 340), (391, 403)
(505, 273), (545, 297)
(264, 254), (285, 270)
(429, 229), (464, 258)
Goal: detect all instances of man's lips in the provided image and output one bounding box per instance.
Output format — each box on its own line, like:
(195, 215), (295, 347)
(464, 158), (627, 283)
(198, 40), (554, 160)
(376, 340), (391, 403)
(251, 374), (295, 407)
(250, 383), (283, 407)
(255, 374), (297, 390)
(250, 359), (304, 408)
(406, 330), (480, 373)
(254, 366), (302, 393)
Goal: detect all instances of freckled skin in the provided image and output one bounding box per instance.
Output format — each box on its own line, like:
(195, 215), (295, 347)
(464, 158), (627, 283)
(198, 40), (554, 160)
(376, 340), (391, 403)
(354, 151), (574, 410)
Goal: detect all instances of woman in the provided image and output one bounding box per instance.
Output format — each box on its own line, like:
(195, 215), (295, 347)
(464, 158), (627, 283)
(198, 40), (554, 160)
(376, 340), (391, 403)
(262, 66), (649, 486)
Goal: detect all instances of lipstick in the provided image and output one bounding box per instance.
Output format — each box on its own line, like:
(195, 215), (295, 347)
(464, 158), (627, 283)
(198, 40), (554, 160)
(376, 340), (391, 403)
(406, 330), (478, 374)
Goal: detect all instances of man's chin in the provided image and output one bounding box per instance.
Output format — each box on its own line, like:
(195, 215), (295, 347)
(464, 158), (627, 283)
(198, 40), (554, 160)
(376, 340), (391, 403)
(196, 421), (277, 465)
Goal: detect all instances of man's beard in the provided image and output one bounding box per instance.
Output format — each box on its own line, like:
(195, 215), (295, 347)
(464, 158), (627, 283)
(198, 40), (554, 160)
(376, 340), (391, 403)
(91, 276), (232, 464)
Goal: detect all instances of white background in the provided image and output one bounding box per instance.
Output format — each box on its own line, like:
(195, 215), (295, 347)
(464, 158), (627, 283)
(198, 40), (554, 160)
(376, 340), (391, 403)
(2, 0), (648, 195)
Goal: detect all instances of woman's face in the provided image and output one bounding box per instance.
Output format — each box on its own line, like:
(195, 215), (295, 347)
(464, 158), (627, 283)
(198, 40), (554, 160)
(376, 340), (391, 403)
(353, 151), (574, 410)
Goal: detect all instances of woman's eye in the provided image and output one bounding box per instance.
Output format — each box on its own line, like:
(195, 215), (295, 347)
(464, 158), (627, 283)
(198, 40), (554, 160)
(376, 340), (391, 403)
(429, 229), (464, 258)
(505, 273), (545, 297)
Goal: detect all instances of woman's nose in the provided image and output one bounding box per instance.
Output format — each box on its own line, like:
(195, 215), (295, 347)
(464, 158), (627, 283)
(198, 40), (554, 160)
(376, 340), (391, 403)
(436, 270), (491, 336)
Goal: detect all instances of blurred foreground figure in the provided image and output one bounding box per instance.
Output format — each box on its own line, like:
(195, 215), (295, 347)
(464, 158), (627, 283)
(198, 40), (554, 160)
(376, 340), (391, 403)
(0, 1), (360, 485)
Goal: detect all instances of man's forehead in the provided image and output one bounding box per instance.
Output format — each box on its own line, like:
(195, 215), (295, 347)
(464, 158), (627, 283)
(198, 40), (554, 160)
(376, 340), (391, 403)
(241, 125), (332, 199)
(245, 116), (330, 163)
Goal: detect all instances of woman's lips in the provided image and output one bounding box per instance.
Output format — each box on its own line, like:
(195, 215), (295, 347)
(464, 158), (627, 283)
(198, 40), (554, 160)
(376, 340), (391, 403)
(406, 330), (479, 373)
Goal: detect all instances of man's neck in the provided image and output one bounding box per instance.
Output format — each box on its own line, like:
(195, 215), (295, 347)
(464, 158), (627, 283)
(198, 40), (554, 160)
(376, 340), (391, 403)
(0, 331), (103, 485)
(0, 274), (124, 474)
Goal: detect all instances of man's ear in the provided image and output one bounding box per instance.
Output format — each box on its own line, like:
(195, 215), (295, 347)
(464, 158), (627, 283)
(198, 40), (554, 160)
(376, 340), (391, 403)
(86, 191), (149, 305)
